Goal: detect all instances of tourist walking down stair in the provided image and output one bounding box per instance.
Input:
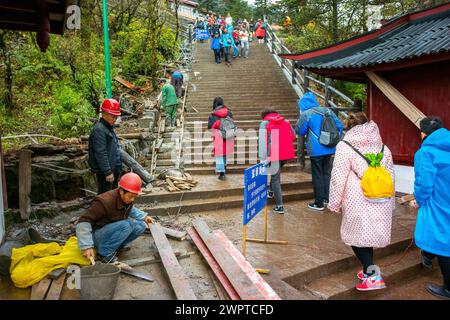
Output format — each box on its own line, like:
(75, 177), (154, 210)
(208, 97), (235, 180)
(259, 108), (296, 214)
(412, 116), (450, 300)
(328, 112), (395, 292)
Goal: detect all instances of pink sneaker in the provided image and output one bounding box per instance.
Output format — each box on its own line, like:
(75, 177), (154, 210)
(357, 270), (368, 281)
(356, 275), (387, 291)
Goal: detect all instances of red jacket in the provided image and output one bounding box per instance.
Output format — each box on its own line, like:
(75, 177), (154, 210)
(263, 113), (295, 161)
(208, 107), (235, 157)
(255, 23), (266, 37)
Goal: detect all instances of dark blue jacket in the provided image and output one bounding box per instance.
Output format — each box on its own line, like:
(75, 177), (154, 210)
(211, 37), (221, 50)
(88, 118), (122, 175)
(296, 92), (343, 157)
(414, 128), (450, 257)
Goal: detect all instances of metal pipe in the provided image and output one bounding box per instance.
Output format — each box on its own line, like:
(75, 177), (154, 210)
(102, 0), (112, 98)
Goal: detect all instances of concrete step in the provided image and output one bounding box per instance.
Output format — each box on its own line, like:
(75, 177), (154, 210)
(140, 188), (314, 216)
(185, 162), (303, 175)
(300, 246), (422, 300)
(137, 179), (312, 204)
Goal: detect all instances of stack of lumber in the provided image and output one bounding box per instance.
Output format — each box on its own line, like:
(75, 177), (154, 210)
(188, 219), (281, 300)
(30, 269), (67, 300)
(165, 172), (198, 192)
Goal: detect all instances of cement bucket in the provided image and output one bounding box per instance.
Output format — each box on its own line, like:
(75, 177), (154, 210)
(79, 263), (120, 300)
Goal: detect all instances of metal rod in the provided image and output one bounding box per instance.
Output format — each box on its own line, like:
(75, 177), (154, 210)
(242, 225), (247, 257)
(102, 0), (112, 98)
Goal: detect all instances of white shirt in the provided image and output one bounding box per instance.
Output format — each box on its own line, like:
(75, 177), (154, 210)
(225, 16), (233, 25)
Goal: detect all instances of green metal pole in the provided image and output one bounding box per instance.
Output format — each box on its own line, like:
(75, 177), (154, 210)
(102, 0), (112, 98)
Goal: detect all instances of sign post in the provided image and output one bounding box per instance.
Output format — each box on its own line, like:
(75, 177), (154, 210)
(243, 163), (288, 271)
(194, 29), (210, 41)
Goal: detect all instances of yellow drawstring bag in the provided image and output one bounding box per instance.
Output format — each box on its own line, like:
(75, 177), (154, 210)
(343, 141), (394, 202)
(10, 236), (90, 288)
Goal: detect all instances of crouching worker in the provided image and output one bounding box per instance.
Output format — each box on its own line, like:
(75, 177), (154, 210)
(76, 172), (155, 263)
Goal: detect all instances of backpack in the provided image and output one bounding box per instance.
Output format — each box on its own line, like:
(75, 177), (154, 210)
(310, 108), (341, 147)
(343, 141), (395, 202)
(218, 116), (237, 140)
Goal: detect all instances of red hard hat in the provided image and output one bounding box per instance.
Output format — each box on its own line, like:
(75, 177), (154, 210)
(118, 172), (142, 194)
(101, 98), (121, 116)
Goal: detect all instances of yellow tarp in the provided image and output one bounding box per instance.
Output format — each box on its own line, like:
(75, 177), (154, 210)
(10, 236), (91, 288)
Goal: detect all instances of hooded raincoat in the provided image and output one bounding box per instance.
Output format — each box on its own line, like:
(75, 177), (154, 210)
(414, 128), (450, 257)
(328, 121), (395, 248)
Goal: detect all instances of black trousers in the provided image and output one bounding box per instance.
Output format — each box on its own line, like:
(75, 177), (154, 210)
(310, 154), (333, 206)
(422, 251), (450, 290)
(213, 49), (221, 63)
(352, 246), (375, 276)
(96, 169), (121, 195)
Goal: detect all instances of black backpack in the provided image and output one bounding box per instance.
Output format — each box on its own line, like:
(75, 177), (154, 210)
(310, 108), (341, 147)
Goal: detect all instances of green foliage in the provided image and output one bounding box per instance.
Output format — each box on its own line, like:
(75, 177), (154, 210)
(47, 84), (95, 138)
(0, 2), (178, 145)
(333, 81), (367, 104)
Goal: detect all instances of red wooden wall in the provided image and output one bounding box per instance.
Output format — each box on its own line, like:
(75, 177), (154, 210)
(367, 59), (450, 164)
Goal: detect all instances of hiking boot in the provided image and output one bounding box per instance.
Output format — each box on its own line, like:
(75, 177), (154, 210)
(273, 206), (285, 214)
(357, 270), (368, 281)
(165, 117), (171, 127)
(426, 283), (450, 300)
(308, 203), (325, 211)
(218, 172), (226, 181)
(171, 118), (177, 127)
(421, 250), (433, 269)
(356, 275), (386, 291)
(267, 191), (274, 199)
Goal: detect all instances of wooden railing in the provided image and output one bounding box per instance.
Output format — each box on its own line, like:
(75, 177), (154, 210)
(264, 24), (362, 118)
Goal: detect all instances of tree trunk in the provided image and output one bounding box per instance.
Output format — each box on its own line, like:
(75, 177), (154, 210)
(331, 0), (339, 42)
(0, 32), (14, 114)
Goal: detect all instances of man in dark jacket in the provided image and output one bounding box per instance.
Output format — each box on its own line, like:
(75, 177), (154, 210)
(76, 173), (155, 263)
(88, 98), (122, 195)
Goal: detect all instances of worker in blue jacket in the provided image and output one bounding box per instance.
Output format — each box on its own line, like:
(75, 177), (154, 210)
(413, 116), (450, 300)
(296, 92), (343, 211)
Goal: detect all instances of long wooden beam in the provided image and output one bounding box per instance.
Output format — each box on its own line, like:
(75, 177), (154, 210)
(365, 71), (426, 128)
(192, 219), (267, 300)
(187, 227), (240, 300)
(148, 223), (197, 300)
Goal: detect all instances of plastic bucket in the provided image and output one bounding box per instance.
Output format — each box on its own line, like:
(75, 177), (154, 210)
(79, 263), (120, 300)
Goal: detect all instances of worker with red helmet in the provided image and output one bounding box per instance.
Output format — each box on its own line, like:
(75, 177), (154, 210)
(88, 98), (123, 195)
(76, 172), (155, 263)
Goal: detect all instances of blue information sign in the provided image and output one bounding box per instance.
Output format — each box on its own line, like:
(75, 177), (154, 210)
(195, 29), (210, 40)
(243, 162), (268, 225)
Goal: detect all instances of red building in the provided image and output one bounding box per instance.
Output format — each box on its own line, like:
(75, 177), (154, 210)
(281, 3), (450, 166)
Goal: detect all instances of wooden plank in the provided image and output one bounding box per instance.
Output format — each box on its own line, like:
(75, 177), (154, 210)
(208, 269), (229, 300)
(366, 71), (426, 128)
(18, 149), (33, 220)
(48, 268), (65, 280)
(149, 223), (197, 300)
(192, 219), (266, 300)
(45, 274), (66, 300)
(161, 226), (187, 241)
(30, 278), (52, 300)
(187, 227), (240, 300)
(214, 230), (281, 300)
(122, 251), (194, 267)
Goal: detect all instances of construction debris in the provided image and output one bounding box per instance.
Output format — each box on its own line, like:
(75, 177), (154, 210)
(156, 169), (198, 192)
(189, 219), (281, 300)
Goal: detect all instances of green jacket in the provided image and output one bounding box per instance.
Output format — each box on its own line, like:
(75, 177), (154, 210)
(161, 84), (178, 108)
